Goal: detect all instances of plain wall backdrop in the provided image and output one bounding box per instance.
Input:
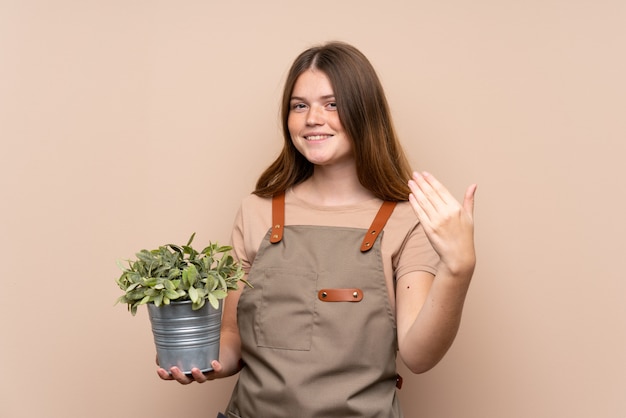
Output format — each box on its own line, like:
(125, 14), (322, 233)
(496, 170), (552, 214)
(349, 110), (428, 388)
(1, 1), (624, 417)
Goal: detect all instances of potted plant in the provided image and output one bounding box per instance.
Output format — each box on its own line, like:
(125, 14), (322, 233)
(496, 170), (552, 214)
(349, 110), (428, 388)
(115, 233), (249, 375)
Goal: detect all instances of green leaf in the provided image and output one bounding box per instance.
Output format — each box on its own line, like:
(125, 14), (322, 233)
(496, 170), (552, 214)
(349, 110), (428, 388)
(188, 286), (199, 303)
(208, 293), (219, 310)
(208, 277), (218, 291)
(126, 282), (141, 292)
(142, 277), (158, 287)
(192, 298), (205, 310)
(186, 233), (196, 247)
(116, 233), (247, 315)
(186, 264), (199, 286)
(183, 245), (198, 260)
(127, 289), (146, 301)
(168, 244), (184, 254)
(217, 245), (232, 253)
(136, 250), (154, 263)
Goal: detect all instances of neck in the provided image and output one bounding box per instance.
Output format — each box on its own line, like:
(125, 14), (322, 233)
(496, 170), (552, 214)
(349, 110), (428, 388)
(294, 164), (375, 206)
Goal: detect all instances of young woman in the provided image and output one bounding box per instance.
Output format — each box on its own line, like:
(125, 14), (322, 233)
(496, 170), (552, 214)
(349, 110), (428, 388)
(158, 41), (477, 418)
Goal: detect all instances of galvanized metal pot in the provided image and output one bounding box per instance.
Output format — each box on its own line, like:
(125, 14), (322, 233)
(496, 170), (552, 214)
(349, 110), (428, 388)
(148, 300), (222, 374)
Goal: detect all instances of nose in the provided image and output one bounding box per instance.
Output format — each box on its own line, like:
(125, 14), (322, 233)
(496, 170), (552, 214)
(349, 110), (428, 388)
(306, 105), (324, 126)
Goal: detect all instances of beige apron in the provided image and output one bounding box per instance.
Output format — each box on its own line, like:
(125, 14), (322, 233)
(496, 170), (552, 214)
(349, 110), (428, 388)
(226, 194), (401, 418)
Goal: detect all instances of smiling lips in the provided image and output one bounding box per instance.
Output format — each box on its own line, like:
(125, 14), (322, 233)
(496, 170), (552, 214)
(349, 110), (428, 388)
(305, 134), (333, 141)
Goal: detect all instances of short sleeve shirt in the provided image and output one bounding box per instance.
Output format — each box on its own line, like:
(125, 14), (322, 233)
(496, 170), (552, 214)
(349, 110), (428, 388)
(230, 188), (439, 310)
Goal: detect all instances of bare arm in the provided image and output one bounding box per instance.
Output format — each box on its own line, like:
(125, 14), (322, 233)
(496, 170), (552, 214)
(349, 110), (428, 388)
(397, 171), (476, 373)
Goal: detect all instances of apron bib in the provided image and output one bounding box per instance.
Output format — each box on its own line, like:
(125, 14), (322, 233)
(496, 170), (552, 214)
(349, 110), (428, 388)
(226, 194), (401, 418)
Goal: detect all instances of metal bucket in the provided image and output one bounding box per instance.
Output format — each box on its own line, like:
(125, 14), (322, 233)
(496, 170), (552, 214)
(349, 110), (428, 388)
(148, 300), (222, 374)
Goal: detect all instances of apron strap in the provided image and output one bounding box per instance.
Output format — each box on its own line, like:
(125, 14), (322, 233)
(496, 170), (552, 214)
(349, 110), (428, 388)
(270, 192), (285, 244)
(270, 192), (396, 251)
(360, 201), (397, 252)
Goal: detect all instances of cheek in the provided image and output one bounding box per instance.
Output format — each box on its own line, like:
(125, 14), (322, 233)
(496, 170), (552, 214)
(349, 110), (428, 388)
(287, 117), (301, 150)
(329, 113), (345, 132)
(287, 115), (298, 138)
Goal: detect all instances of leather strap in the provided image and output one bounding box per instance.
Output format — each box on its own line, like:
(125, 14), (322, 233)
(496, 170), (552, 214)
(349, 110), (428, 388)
(270, 192), (285, 244)
(270, 193), (396, 252)
(318, 288), (363, 302)
(360, 201), (397, 252)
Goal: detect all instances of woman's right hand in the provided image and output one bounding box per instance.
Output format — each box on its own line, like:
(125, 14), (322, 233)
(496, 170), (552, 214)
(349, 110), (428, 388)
(157, 360), (226, 384)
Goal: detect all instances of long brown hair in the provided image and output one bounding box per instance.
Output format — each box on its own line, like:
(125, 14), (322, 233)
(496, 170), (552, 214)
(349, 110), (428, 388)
(254, 41), (413, 201)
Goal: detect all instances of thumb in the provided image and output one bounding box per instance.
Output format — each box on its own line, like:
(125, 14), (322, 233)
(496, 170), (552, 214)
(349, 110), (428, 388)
(463, 184), (477, 217)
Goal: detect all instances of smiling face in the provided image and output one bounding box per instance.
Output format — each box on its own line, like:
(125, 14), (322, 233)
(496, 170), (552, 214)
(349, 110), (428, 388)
(287, 69), (354, 169)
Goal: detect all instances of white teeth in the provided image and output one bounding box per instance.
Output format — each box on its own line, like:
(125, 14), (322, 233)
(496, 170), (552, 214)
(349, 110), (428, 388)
(306, 135), (330, 141)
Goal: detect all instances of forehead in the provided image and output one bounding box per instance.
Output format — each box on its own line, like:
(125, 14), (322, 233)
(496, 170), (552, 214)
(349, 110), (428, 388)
(291, 69), (334, 97)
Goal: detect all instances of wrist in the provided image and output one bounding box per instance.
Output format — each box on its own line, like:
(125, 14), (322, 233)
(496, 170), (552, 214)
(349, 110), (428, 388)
(437, 255), (475, 283)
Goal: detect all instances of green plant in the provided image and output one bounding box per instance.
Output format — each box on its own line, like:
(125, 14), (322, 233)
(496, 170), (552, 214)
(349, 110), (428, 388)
(115, 233), (249, 315)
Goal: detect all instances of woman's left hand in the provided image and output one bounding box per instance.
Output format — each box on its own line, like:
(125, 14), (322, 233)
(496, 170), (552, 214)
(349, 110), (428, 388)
(408, 171), (477, 276)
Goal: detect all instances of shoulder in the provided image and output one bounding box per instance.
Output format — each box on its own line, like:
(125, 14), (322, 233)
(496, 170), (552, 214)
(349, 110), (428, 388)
(385, 201), (439, 277)
(383, 201), (427, 257)
(236, 193), (272, 223)
(387, 200), (419, 233)
(240, 192), (272, 211)
(231, 194), (274, 270)
(235, 193), (273, 234)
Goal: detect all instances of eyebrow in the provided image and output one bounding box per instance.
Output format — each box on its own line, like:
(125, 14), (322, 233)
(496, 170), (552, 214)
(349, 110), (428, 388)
(290, 94), (336, 101)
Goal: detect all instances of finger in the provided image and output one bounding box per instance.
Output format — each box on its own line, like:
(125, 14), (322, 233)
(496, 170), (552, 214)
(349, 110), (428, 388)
(170, 367), (193, 384)
(408, 191), (430, 223)
(190, 368), (208, 383)
(411, 171), (447, 212)
(421, 171), (454, 206)
(157, 368), (174, 380)
(210, 360), (223, 373)
(408, 184), (434, 224)
(463, 184), (477, 218)
(201, 360), (223, 381)
(409, 175), (436, 215)
(410, 171), (436, 197)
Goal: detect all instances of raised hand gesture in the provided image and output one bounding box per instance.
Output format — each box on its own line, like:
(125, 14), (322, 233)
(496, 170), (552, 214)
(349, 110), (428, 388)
(408, 171), (477, 277)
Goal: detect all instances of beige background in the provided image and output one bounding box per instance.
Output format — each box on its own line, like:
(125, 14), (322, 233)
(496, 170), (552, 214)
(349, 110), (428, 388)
(1, 1), (624, 417)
